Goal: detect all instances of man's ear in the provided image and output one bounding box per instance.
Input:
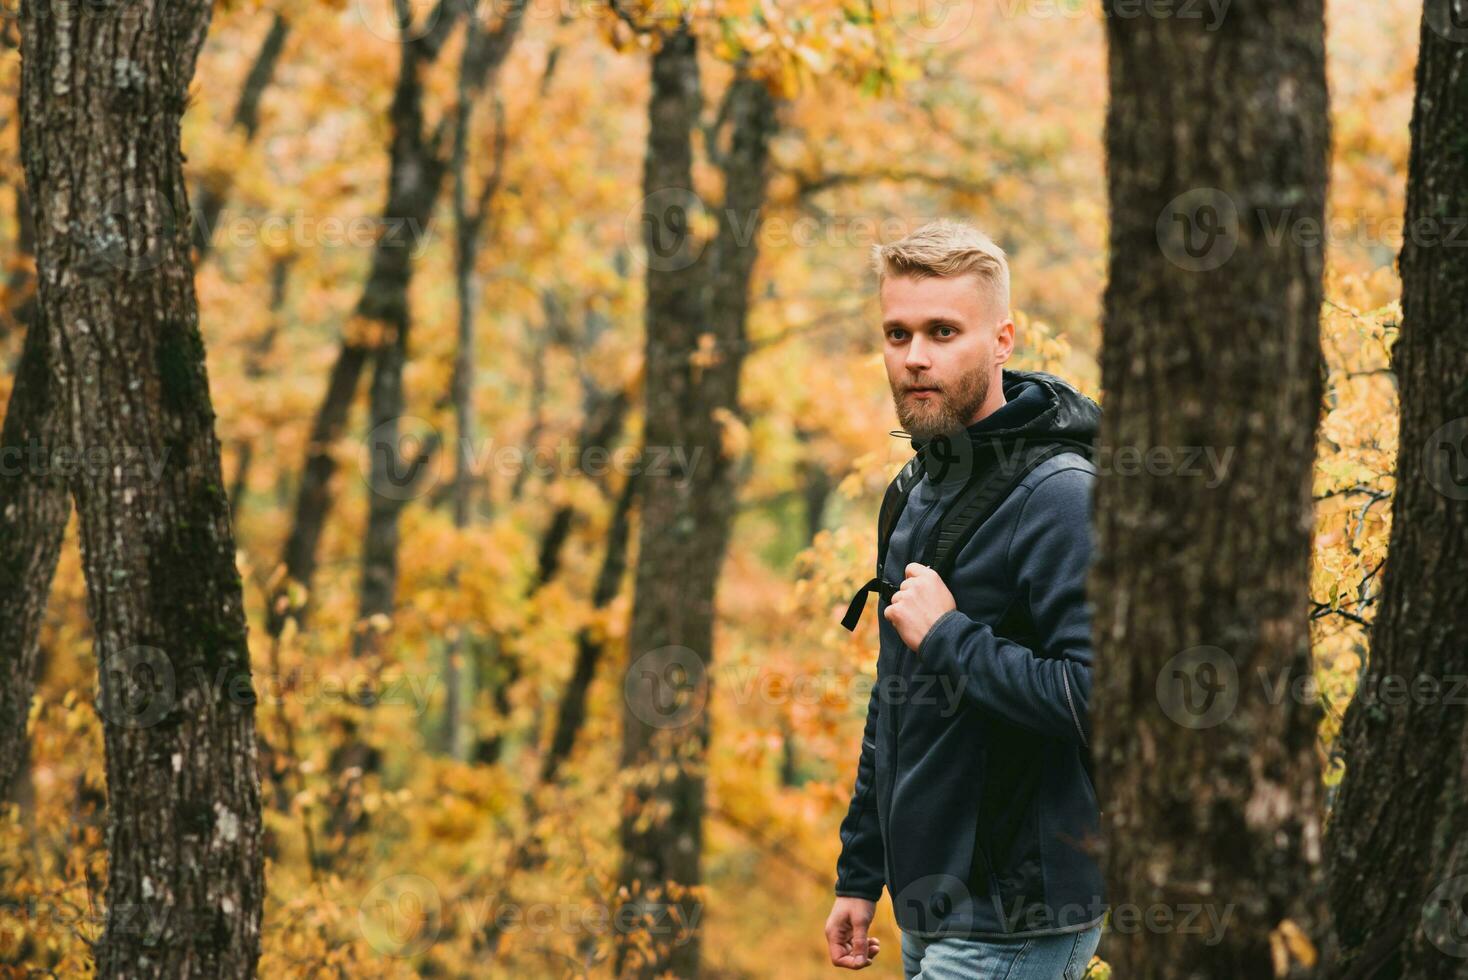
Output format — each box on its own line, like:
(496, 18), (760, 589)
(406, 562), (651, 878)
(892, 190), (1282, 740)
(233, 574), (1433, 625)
(995, 317), (1016, 364)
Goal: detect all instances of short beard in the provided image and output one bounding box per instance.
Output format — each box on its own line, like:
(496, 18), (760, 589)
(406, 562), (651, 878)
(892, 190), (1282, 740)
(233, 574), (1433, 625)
(892, 363), (992, 443)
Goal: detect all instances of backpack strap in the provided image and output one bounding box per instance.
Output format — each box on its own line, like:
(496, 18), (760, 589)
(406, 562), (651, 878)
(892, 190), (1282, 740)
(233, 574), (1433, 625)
(840, 452), (925, 631)
(841, 438), (1093, 632)
(920, 440), (1087, 581)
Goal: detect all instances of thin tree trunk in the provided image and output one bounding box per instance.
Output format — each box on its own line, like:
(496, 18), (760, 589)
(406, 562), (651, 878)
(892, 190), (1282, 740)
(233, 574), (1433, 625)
(18, 0), (265, 974)
(355, 0), (526, 641)
(1091, 2), (1330, 976)
(323, 2), (525, 855)
(473, 385), (630, 763)
(479, 467), (641, 957)
(1323, 7), (1468, 978)
(227, 255), (291, 521)
(192, 10), (291, 258)
(543, 467), (640, 785)
(615, 33), (777, 976)
(3, 183), (37, 341)
(270, 0), (524, 639)
(439, 21), (507, 761)
(0, 310), (70, 804)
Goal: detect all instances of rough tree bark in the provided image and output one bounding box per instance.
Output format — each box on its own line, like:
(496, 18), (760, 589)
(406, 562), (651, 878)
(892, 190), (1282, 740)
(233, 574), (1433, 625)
(0, 310), (70, 803)
(1323, 6), (1468, 978)
(2, 6), (290, 809)
(614, 27), (778, 977)
(18, 0), (265, 974)
(1091, 1), (1330, 976)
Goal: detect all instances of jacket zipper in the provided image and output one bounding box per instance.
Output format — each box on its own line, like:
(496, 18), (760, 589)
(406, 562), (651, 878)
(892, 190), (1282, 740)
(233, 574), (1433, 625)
(880, 486), (946, 909)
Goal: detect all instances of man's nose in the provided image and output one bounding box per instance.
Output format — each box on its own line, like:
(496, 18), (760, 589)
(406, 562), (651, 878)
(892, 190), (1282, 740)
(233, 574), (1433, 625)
(905, 335), (932, 370)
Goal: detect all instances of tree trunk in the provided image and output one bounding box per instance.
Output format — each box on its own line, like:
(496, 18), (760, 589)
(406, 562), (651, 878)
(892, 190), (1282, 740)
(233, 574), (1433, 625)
(227, 255), (290, 520)
(191, 10), (291, 258)
(1323, 7), (1468, 978)
(1091, 2), (1330, 976)
(0, 309), (70, 804)
(614, 31), (777, 976)
(281, 14), (449, 640)
(265, 0), (527, 638)
(18, 0), (265, 974)
(543, 467), (640, 785)
(355, 0), (526, 641)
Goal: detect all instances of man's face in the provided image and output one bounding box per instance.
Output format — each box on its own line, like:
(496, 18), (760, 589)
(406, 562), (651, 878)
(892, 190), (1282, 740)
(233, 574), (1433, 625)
(880, 271), (1014, 441)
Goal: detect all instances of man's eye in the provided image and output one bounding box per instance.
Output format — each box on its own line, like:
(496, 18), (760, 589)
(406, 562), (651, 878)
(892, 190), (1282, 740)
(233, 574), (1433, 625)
(888, 330), (907, 342)
(936, 326), (955, 338)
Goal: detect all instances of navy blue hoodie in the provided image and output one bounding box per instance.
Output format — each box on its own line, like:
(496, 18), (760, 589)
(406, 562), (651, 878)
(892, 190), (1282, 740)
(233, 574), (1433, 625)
(834, 368), (1107, 939)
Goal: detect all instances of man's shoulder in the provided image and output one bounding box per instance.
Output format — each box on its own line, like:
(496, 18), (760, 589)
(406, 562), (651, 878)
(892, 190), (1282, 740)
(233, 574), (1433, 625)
(1015, 450), (1096, 497)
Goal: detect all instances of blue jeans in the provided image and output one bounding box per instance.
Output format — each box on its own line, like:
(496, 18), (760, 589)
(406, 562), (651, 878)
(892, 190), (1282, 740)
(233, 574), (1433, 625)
(901, 924), (1102, 980)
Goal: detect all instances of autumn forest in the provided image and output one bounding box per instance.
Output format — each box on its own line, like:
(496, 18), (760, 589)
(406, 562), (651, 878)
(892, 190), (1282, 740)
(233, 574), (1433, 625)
(0, 0), (1463, 978)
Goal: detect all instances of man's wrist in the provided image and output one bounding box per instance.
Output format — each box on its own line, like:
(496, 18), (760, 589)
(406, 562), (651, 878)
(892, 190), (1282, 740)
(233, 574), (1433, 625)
(834, 889), (881, 902)
(917, 607), (963, 658)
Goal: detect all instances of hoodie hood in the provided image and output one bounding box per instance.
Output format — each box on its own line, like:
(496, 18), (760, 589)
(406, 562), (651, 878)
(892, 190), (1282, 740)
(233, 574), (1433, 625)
(908, 368), (1100, 466)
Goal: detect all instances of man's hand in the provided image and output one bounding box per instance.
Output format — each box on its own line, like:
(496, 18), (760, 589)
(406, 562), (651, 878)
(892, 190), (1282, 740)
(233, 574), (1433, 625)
(826, 897), (881, 969)
(883, 562), (957, 653)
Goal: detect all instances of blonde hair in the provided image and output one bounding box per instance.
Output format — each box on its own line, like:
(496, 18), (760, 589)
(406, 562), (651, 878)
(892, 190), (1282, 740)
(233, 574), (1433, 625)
(871, 219), (1011, 320)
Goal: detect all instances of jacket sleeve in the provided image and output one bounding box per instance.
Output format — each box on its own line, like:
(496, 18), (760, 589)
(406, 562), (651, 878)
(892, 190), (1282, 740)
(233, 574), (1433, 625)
(833, 674), (885, 900)
(914, 465), (1094, 746)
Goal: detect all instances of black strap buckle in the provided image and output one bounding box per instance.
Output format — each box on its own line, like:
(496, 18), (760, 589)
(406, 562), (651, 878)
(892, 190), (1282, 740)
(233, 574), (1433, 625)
(841, 575), (901, 632)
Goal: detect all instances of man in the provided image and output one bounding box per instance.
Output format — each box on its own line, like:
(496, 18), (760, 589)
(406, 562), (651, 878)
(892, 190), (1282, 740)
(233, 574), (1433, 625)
(824, 220), (1106, 978)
